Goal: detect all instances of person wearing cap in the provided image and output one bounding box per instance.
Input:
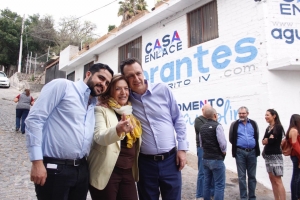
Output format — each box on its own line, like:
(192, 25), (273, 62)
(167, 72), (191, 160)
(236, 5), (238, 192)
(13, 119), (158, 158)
(14, 88), (34, 134)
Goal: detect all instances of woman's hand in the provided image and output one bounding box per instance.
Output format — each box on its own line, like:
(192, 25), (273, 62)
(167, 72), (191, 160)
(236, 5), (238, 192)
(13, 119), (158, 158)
(262, 138), (268, 145)
(269, 134), (274, 139)
(116, 113), (133, 136)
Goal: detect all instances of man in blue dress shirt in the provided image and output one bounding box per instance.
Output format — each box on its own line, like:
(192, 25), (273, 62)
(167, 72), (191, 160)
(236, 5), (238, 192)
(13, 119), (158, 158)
(25, 63), (114, 200)
(229, 106), (260, 200)
(120, 58), (189, 200)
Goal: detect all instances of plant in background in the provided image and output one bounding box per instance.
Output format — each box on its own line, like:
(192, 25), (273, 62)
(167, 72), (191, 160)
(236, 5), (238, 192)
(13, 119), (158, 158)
(108, 25), (116, 32)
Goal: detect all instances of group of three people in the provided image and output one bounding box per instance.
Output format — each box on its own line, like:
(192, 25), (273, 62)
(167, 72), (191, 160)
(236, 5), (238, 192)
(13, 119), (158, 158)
(25, 58), (189, 200)
(195, 106), (300, 200)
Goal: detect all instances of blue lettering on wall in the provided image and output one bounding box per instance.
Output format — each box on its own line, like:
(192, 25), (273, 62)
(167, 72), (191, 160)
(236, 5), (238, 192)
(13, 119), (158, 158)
(145, 30), (182, 63)
(271, 1), (300, 44)
(280, 2), (300, 15)
(212, 45), (232, 69)
(144, 37), (258, 83)
(235, 38), (258, 63)
(271, 28), (300, 44)
(180, 99), (238, 125)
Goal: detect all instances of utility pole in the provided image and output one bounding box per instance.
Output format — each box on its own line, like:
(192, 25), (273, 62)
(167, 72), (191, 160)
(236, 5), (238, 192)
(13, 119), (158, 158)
(34, 53), (37, 78)
(17, 15), (25, 73)
(25, 54), (29, 74)
(47, 46), (50, 61)
(29, 52), (32, 74)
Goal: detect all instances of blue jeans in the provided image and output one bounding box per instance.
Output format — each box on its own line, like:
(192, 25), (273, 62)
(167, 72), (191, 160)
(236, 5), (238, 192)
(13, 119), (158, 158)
(203, 159), (225, 200)
(196, 147), (214, 198)
(16, 109), (29, 133)
(290, 156), (300, 200)
(137, 152), (181, 200)
(235, 148), (257, 200)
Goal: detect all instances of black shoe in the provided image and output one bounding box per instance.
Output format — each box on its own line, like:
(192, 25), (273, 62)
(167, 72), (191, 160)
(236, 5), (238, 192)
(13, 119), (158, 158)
(22, 132), (25, 134)
(16, 128), (19, 131)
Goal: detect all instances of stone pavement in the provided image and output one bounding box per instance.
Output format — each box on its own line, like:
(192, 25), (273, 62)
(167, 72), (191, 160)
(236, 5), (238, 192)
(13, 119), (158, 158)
(0, 87), (287, 200)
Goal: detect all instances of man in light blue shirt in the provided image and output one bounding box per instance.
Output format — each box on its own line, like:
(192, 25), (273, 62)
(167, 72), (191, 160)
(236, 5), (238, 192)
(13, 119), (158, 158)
(120, 58), (189, 200)
(25, 63), (114, 200)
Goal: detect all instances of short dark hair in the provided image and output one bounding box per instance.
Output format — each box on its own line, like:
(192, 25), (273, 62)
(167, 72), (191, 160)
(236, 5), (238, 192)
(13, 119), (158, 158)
(89, 63), (114, 77)
(120, 58), (142, 75)
(98, 74), (128, 104)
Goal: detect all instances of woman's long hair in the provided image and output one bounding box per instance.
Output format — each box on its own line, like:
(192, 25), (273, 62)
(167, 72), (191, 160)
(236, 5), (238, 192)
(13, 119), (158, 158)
(285, 114), (300, 140)
(267, 109), (282, 125)
(267, 109), (284, 136)
(98, 74), (129, 105)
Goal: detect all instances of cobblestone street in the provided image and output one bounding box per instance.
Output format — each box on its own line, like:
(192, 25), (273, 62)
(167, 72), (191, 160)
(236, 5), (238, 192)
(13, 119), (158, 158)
(0, 87), (286, 200)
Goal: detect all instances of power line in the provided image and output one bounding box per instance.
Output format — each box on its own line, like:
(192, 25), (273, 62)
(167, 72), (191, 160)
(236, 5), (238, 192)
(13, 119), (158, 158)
(29, 34), (57, 43)
(24, 0), (118, 35)
(67, 0), (118, 24)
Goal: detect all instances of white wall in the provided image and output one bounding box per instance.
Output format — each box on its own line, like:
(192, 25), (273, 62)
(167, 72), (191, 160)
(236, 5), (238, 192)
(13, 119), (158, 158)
(139, 0), (299, 190)
(70, 0), (300, 191)
(97, 48), (119, 74)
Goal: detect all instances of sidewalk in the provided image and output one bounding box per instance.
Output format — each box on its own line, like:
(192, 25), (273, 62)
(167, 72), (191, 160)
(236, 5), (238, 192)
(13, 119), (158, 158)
(0, 87), (287, 199)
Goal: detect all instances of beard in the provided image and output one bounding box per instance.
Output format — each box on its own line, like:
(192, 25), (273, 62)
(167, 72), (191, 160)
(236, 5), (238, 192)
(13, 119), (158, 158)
(87, 78), (103, 97)
(239, 117), (247, 121)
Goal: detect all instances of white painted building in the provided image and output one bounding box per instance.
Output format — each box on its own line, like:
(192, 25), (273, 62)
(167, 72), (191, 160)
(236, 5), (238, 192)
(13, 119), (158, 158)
(59, 0), (300, 190)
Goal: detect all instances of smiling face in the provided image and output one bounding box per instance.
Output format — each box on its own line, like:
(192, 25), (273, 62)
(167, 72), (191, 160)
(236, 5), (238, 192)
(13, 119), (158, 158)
(111, 79), (129, 106)
(122, 62), (147, 95)
(85, 69), (112, 96)
(265, 111), (276, 124)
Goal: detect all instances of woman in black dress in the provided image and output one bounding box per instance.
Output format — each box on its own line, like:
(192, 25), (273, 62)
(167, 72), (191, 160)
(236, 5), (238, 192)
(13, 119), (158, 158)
(262, 109), (286, 200)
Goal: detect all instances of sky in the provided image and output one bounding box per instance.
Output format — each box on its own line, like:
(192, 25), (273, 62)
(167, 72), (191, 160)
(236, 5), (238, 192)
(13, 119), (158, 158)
(0, 0), (155, 36)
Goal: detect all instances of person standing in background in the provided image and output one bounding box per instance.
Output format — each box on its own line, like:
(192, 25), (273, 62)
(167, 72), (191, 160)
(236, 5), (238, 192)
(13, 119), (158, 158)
(229, 106), (260, 200)
(194, 104), (214, 200)
(200, 107), (227, 200)
(14, 88), (34, 134)
(262, 109), (286, 200)
(285, 114), (300, 200)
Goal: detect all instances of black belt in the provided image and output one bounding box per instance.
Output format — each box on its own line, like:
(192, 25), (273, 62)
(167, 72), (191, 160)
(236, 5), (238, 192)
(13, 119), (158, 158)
(237, 147), (254, 152)
(43, 157), (86, 166)
(139, 147), (176, 161)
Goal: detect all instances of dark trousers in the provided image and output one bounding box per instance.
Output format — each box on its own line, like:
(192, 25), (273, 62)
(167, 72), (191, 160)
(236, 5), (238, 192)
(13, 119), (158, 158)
(89, 167), (138, 200)
(290, 156), (300, 200)
(16, 109), (29, 133)
(35, 159), (89, 200)
(137, 153), (181, 200)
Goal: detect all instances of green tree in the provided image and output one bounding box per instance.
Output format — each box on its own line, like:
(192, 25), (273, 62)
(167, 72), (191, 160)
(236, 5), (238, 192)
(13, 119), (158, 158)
(136, 0), (148, 13)
(56, 16), (97, 52)
(108, 25), (116, 32)
(118, 0), (135, 22)
(0, 9), (22, 70)
(118, 0), (148, 22)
